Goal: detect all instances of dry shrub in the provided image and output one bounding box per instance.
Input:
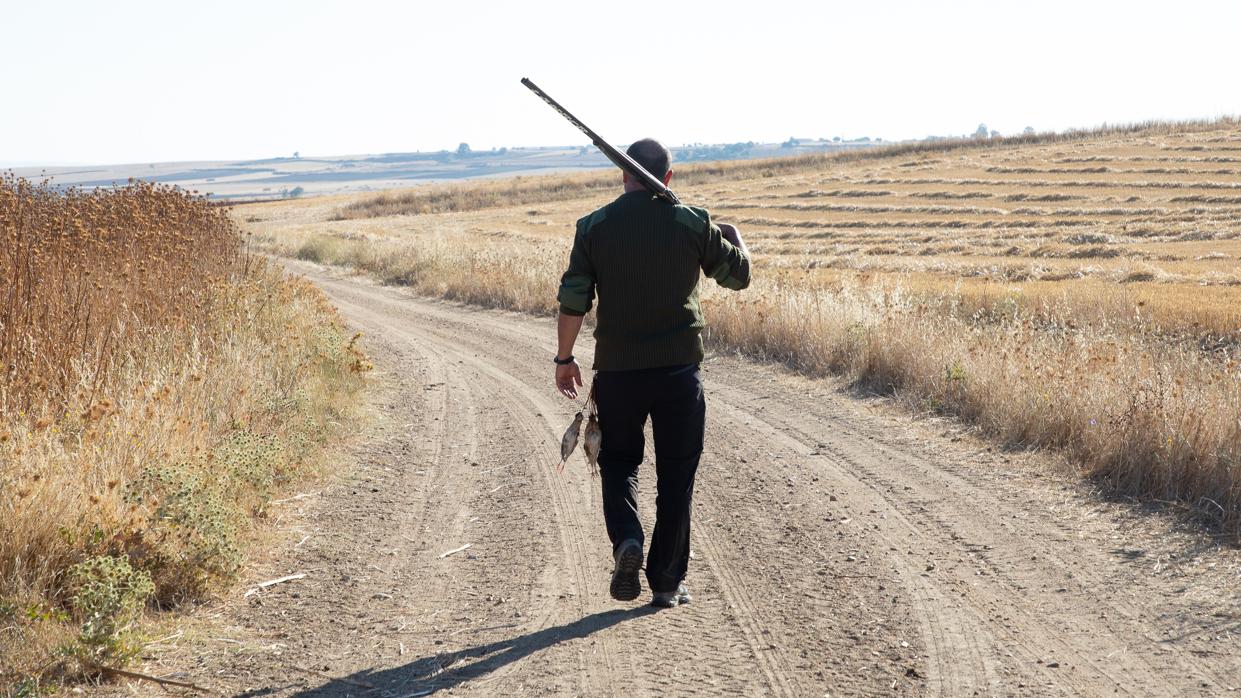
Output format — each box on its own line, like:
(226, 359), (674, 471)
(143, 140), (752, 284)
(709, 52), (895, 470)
(0, 176), (366, 688)
(283, 233), (562, 315)
(0, 174), (239, 415)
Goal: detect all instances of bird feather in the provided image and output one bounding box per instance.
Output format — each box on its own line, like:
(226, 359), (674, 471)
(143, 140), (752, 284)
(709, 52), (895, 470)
(559, 412), (583, 472)
(582, 413), (601, 475)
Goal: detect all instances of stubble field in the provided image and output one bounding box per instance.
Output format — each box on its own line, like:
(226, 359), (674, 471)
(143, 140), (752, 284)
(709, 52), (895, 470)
(247, 120), (1241, 535)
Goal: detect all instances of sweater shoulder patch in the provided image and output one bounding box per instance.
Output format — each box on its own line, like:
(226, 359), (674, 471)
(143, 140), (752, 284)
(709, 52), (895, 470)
(577, 207), (608, 234)
(673, 205), (710, 233)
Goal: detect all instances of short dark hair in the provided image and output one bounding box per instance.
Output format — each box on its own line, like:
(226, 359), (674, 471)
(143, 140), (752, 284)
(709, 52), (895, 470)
(626, 138), (671, 180)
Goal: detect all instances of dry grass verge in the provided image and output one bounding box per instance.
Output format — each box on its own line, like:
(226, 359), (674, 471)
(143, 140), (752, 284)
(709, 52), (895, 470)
(1, 177), (368, 692)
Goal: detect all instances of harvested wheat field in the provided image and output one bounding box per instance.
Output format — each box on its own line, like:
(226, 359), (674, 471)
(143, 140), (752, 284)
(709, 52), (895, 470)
(83, 121), (1239, 696)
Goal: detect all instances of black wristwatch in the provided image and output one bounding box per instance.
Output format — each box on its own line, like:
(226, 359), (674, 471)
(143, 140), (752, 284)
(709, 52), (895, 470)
(553, 354), (575, 365)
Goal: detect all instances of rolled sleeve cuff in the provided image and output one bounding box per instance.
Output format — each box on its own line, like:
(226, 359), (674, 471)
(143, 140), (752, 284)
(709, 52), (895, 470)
(708, 256), (752, 291)
(557, 274), (594, 315)
(559, 304), (587, 317)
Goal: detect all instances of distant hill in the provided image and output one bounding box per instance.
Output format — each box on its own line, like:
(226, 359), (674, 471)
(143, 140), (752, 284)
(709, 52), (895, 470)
(9, 140), (882, 201)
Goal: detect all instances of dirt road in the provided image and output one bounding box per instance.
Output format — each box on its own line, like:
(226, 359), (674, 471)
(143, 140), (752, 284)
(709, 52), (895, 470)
(140, 262), (1240, 696)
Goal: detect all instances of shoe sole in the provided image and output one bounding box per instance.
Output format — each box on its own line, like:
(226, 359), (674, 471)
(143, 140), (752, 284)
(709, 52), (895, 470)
(610, 545), (643, 601)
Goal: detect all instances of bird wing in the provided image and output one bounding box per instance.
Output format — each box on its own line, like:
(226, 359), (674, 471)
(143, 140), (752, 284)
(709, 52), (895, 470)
(582, 417), (602, 474)
(560, 420), (581, 463)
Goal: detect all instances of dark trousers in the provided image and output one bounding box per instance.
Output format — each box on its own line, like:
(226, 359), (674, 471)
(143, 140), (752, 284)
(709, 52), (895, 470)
(594, 364), (705, 593)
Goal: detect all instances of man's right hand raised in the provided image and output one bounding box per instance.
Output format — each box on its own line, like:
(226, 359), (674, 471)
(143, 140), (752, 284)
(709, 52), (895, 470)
(718, 223), (749, 257)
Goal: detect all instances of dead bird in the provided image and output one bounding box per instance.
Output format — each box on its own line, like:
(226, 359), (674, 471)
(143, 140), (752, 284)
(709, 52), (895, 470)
(559, 412), (583, 471)
(582, 412), (601, 475)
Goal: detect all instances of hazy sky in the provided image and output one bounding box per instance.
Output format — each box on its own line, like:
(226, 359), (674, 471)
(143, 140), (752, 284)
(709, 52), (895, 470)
(3, 0), (1238, 165)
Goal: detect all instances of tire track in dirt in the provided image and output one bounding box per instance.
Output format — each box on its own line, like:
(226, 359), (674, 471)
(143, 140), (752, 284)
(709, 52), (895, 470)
(328, 281), (787, 697)
(459, 336), (793, 696)
(682, 493), (803, 697)
(710, 370), (1241, 696)
(705, 386), (1059, 694)
(335, 281), (808, 696)
(340, 287), (847, 693)
(329, 294), (620, 696)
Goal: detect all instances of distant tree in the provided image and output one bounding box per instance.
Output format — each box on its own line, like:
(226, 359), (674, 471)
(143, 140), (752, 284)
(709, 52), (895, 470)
(832, 136), (841, 142)
(579, 146), (589, 155)
(289, 186), (305, 198)
(1023, 126), (1035, 136)
(973, 123), (990, 139)
(457, 142), (471, 157)
(497, 147), (508, 155)
(781, 137), (797, 149)
(990, 129), (1001, 139)
(293, 151), (300, 159)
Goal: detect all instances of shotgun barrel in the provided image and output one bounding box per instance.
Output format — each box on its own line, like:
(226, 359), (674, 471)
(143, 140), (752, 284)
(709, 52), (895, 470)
(520, 77), (680, 205)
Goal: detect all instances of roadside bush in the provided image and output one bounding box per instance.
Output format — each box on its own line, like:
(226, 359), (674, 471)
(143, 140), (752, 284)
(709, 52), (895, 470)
(1, 176), (368, 688)
(124, 461), (245, 600)
(295, 235), (340, 262)
(65, 556), (154, 667)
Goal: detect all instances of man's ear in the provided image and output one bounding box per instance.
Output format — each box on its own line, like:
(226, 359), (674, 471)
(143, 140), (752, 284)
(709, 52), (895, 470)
(663, 169), (673, 185)
(622, 172), (630, 185)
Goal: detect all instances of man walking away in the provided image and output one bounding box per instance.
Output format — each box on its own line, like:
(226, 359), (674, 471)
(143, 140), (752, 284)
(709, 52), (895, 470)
(552, 138), (751, 608)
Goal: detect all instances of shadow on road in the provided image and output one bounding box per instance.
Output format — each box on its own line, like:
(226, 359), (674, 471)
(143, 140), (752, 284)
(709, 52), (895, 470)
(279, 607), (658, 696)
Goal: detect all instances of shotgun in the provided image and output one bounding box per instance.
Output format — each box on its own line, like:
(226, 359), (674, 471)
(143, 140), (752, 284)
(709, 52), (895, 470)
(520, 77), (681, 205)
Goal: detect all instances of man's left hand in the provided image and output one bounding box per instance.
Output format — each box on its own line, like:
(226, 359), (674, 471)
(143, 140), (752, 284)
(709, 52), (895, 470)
(556, 360), (583, 399)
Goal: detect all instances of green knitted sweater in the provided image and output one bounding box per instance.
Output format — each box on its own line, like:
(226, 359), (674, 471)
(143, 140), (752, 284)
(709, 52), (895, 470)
(557, 190), (751, 371)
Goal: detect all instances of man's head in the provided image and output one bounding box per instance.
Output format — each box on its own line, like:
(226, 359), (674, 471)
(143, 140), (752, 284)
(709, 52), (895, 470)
(623, 138), (672, 191)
